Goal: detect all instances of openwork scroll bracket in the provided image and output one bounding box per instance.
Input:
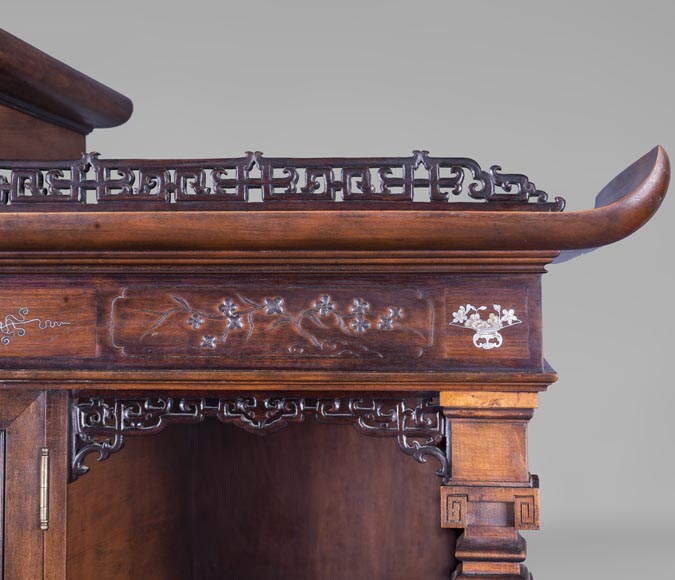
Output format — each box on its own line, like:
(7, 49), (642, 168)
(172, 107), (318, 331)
(70, 395), (450, 482)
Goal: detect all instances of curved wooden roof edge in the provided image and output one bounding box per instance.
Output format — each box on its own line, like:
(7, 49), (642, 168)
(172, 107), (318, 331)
(0, 146), (667, 256)
(0, 28), (133, 134)
(554, 145), (669, 262)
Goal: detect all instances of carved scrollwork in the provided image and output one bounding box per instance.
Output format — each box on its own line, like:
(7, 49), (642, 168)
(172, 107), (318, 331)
(0, 151), (565, 210)
(70, 395), (450, 482)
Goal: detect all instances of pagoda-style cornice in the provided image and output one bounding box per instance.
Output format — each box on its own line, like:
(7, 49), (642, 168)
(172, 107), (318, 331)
(0, 146), (666, 257)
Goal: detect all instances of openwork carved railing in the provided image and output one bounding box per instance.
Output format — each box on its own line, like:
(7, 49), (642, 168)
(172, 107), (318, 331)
(0, 151), (564, 210)
(70, 395), (450, 481)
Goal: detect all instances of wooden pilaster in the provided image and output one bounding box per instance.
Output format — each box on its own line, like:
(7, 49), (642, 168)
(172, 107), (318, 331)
(440, 390), (540, 579)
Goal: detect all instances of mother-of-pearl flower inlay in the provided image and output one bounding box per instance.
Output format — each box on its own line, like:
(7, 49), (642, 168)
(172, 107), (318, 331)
(450, 304), (521, 350)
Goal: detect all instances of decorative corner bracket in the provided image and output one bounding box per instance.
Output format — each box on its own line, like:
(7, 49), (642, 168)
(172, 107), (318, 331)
(70, 395), (450, 482)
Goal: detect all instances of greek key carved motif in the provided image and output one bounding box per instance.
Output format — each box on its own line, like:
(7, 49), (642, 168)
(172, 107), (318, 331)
(514, 494), (539, 530)
(70, 396), (450, 482)
(442, 494), (469, 528)
(0, 151), (565, 209)
(440, 486), (540, 531)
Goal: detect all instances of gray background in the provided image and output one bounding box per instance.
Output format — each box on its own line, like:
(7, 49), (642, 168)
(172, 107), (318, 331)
(5, 0), (674, 577)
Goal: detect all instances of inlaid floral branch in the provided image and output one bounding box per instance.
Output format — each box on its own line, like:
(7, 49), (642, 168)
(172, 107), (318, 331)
(142, 293), (425, 357)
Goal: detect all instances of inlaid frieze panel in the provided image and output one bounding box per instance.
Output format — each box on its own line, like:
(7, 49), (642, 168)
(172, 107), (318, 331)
(110, 286), (435, 360)
(0, 274), (541, 371)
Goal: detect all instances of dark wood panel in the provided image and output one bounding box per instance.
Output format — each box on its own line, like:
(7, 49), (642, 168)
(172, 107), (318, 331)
(0, 105), (85, 160)
(190, 420), (457, 580)
(0, 390), (44, 428)
(66, 428), (192, 580)
(45, 392), (69, 580)
(0, 288), (96, 358)
(0, 29), (132, 133)
(3, 391), (45, 580)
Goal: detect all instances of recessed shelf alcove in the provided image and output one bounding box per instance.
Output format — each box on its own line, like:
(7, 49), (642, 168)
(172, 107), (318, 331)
(67, 420), (456, 580)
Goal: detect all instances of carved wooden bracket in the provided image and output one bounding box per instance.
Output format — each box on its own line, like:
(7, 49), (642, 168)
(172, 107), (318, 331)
(70, 395), (450, 482)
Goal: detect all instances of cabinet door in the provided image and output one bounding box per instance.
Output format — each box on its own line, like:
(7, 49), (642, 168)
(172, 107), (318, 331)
(0, 391), (68, 580)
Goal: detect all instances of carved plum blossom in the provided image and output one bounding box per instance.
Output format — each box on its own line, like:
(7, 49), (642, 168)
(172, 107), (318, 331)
(226, 315), (244, 330)
(348, 298), (371, 335)
(350, 317), (371, 334)
(200, 335), (217, 349)
(218, 299), (237, 317)
(264, 297), (284, 315)
(187, 313), (204, 329)
(378, 307), (403, 331)
(350, 298), (370, 316)
(315, 295), (335, 317)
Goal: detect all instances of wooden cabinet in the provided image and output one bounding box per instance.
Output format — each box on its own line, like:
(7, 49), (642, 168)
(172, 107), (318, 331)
(0, 28), (669, 580)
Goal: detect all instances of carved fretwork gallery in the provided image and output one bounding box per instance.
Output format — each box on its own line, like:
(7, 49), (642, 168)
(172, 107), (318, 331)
(70, 395), (450, 482)
(0, 151), (565, 210)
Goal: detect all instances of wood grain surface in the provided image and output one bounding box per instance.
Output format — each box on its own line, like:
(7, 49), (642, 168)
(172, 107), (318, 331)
(0, 28), (132, 133)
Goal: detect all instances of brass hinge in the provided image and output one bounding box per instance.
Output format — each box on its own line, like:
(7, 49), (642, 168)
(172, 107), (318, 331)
(39, 447), (49, 531)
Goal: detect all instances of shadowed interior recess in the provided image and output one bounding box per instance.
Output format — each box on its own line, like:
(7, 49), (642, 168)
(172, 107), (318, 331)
(67, 422), (456, 580)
